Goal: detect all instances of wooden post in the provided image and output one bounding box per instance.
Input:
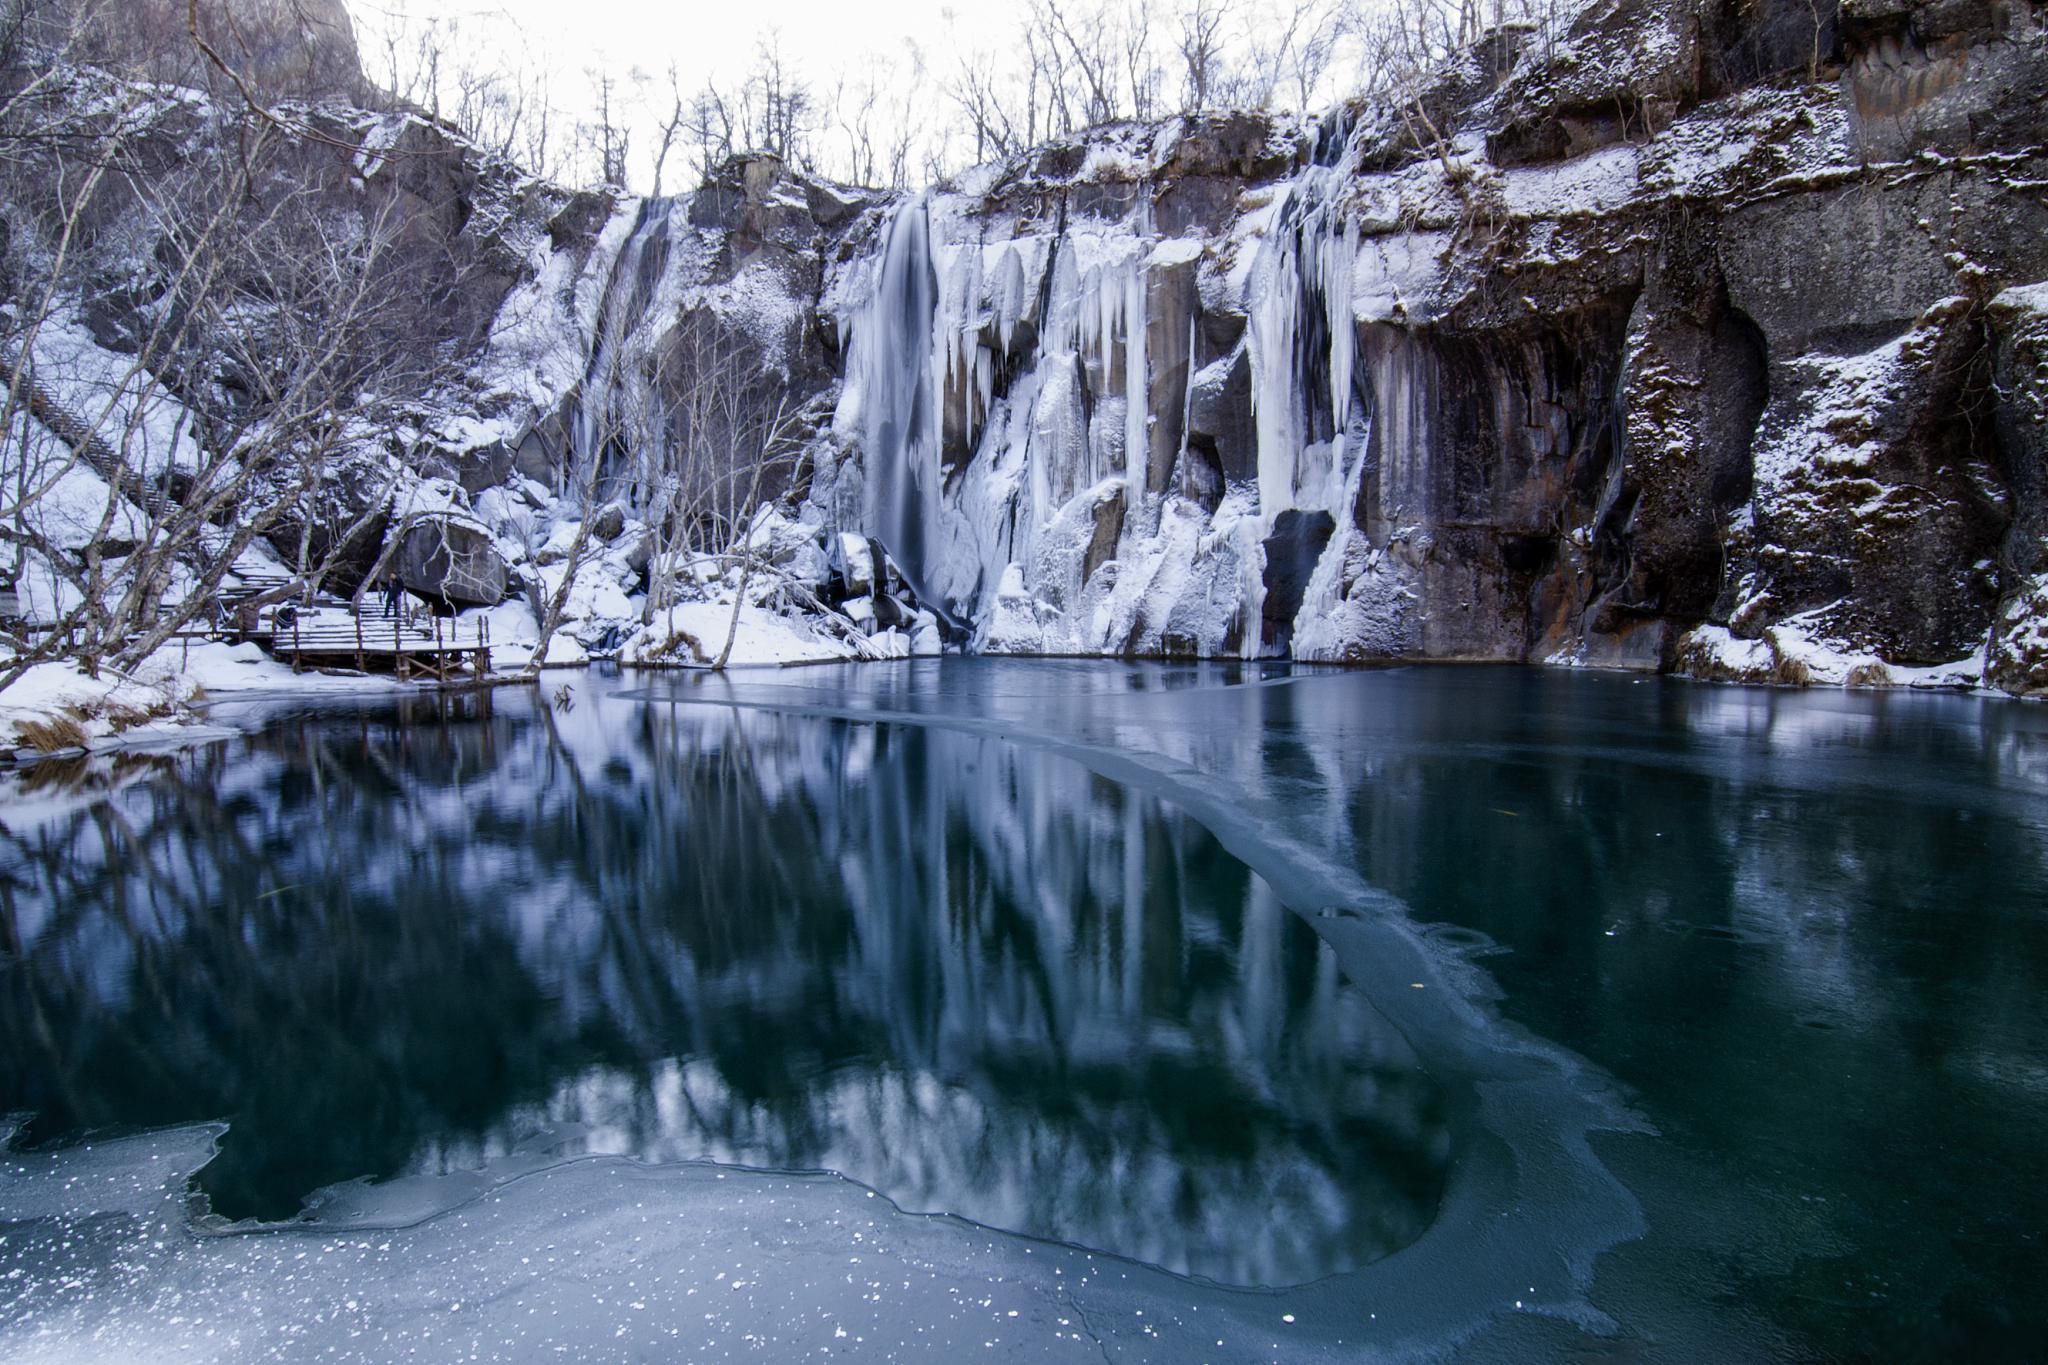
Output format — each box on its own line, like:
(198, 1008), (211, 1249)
(354, 608), (364, 672)
(433, 613), (446, 683)
(292, 612), (301, 674)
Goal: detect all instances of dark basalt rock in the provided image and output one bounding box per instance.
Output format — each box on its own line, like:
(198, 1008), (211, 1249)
(261, 455), (394, 596)
(420, 439), (515, 498)
(1186, 344), (1257, 486)
(1261, 510), (1336, 652)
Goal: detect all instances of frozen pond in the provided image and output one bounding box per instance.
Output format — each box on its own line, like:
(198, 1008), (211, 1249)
(2, 661), (2045, 1361)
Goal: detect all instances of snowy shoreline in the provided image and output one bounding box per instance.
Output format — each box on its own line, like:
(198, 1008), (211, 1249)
(3, 639), (2022, 769)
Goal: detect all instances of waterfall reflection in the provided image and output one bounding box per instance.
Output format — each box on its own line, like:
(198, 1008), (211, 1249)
(0, 690), (1448, 1286)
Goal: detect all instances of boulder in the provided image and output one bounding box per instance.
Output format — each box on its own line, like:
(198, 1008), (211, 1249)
(261, 450), (393, 594)
(397, 515), (508, 606)
(421, 438), (513, 497)
(836, 532), (877, 596)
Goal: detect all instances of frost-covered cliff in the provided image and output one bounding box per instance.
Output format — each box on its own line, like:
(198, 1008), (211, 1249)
(468, 0), (2048, 692)
(13, 0), (2048, 693)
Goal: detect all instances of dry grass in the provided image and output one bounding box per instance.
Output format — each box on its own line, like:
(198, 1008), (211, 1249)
(15, 713), (91, 753)
(9, 688), (178, 754)
(101, 696), (177, 733)
(1772, 654), (1814, 687)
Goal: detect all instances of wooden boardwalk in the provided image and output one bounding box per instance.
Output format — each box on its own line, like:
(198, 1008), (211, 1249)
(255, 606), (495, 681)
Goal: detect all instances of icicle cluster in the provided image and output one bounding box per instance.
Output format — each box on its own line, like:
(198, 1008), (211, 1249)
(823, 149), (1392, 660)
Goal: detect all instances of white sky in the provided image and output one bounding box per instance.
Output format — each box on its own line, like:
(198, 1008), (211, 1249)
(370, 0), (996, 79)
(344, 0), (1371, 189)
(347, 0), (1012, 156)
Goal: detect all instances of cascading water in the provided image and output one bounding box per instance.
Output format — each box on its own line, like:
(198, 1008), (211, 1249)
(816, 106), (1396, 659)
(847, 195), (942, 607)
(571, 196), (678, 498)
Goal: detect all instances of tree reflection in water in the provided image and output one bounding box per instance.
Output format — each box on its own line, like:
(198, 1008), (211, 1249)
(0, 688), (1448, 1286)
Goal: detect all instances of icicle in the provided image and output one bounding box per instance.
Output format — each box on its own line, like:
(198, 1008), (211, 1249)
(1246, 186), (1301, 529)
(850, 195), (941, 601)
(976, 348), (994, 437)
(1323, 211), (1358, 437)
(1098, 264), (1117, 381)
(994, 247), (1025, 357)
(1178, 311), (1197, 483)
(1123, 257), (1147, 505)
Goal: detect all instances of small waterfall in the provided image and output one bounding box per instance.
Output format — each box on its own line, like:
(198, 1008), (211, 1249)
(849, 195), (941, 603)
(571, 196), (678, 498)
(1246, 167), (1360, 530)
(1244, 163), (1368, 658)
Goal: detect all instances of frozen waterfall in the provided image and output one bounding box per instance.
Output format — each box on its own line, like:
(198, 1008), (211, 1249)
(823, 141), (1385, 661)
(842, 196), (946, 610)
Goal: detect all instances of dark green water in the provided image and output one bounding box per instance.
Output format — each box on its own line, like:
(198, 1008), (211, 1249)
(2, 662), (2044, 1361)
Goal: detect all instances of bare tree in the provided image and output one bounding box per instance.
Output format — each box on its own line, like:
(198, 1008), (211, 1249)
(746, 32), (814, 165)
(584, 67), (632, 187)
(0, 9), (486, 688)
(365, 0), (563, 177)
(1177, 0), (1235, 112)
(946, 42), (1031, 165)
(684, 80), (738, 185)
(646, 60), (690, 195)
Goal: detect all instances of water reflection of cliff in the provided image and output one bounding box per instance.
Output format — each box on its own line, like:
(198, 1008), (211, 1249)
(0, 689), (1448, 1286)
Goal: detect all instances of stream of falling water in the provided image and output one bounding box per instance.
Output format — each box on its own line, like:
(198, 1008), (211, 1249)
(848, 195), (940, 603)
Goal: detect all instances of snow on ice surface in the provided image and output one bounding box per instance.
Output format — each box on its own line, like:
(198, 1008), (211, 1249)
(0, 1125), (1232, 1363)
(0, 640), (412, 752)
(0, 637), (401, 772)
(0, 659), (187, 737)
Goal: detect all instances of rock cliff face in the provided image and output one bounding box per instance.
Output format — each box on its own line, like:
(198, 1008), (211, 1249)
(19, 0), (2048, 691)
(44, 0), (367, 100)
(487, 0), (2048, 685)
(710, 0), (2048, 689)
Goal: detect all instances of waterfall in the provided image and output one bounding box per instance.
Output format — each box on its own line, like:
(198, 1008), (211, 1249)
(571, 196), (678, 499)
(817, 113), (1385, 659)
(1246, 167), (1361, 530)
(848, 195), (942, 605)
